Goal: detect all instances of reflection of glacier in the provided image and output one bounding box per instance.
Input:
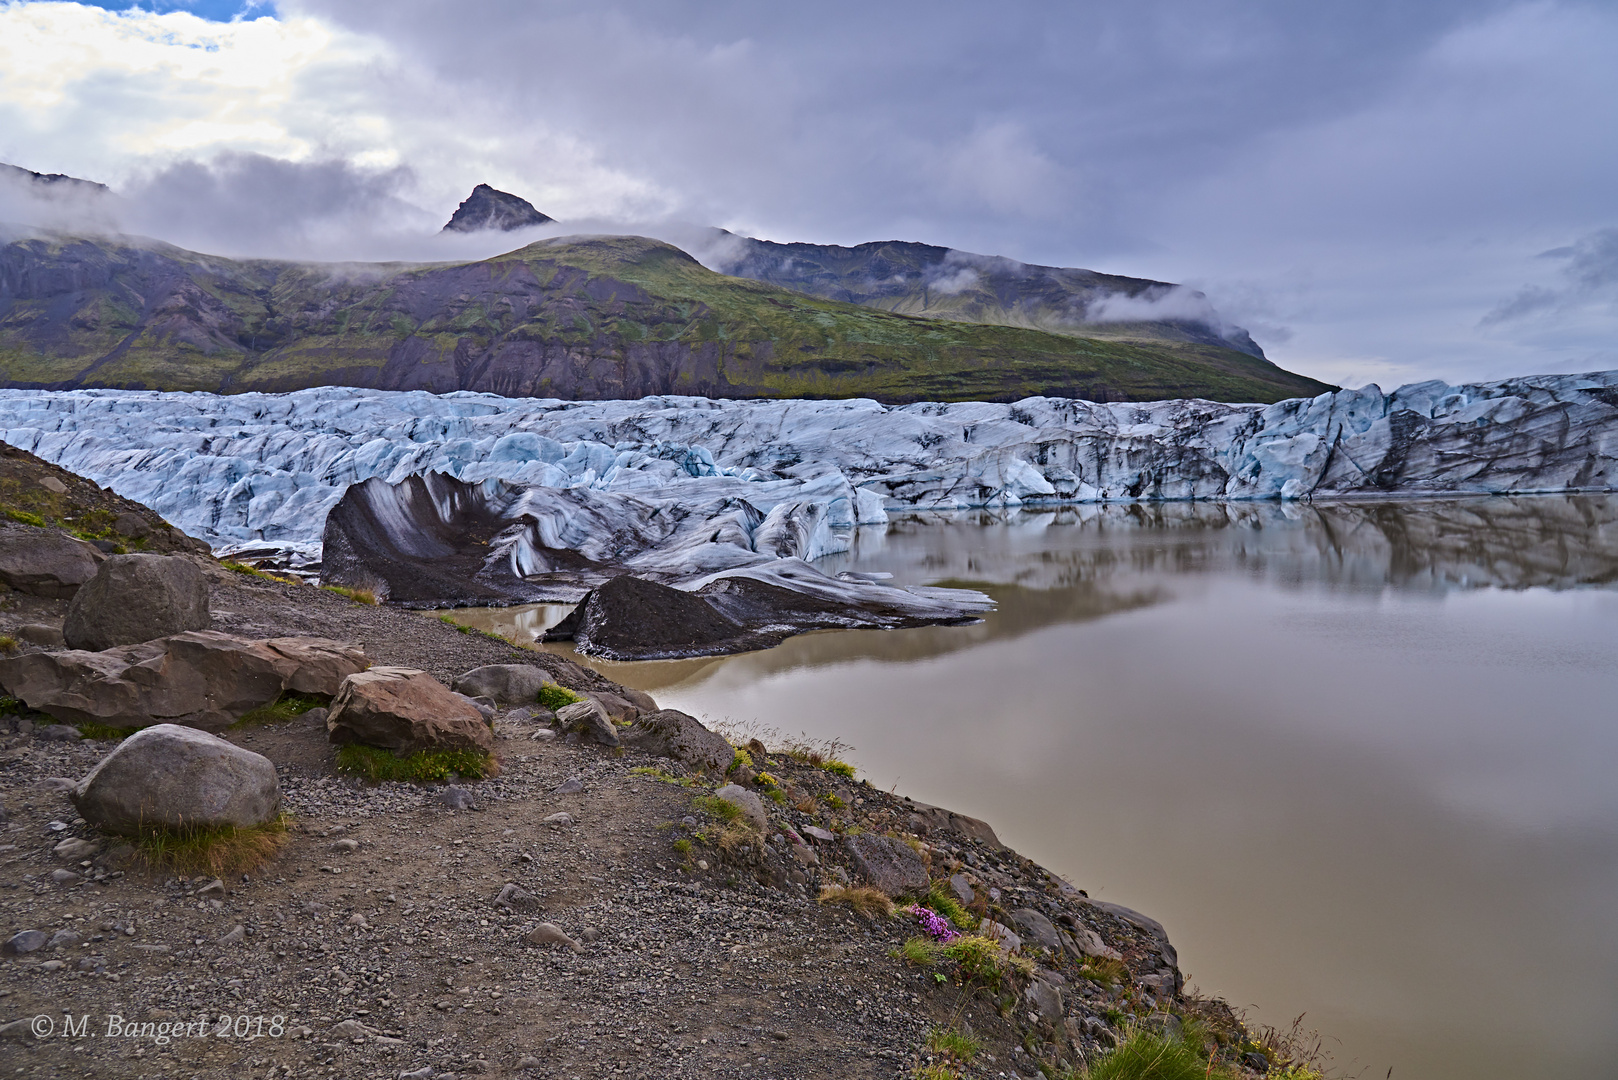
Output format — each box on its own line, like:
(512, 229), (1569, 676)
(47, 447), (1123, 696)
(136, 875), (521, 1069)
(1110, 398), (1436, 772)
(831, 495), (1618, 594)
(1, 370), (1615, 563)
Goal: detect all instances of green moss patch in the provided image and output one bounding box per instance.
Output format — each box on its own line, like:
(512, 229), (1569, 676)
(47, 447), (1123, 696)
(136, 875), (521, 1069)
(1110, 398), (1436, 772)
(335, 743), (494, 783)
(232, 691), (332, 728)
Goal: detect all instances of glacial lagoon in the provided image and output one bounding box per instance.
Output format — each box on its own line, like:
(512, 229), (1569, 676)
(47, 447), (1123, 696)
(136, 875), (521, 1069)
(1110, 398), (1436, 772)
(449, 495), (1618, 1080)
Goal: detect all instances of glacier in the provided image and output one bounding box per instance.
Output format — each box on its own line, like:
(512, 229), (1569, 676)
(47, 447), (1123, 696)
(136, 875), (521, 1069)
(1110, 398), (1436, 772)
(2, 370), (1616, 568)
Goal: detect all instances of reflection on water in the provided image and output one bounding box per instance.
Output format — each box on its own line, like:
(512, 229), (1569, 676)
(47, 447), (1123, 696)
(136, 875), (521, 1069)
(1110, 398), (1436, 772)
(460, 496), (1618, 1080)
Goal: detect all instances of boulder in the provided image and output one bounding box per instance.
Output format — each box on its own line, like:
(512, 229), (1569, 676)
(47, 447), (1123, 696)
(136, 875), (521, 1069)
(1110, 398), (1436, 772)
(70, 723), (280, 835)
(17, 623), (63, 646)
(623, 709), (733, 773)
(0, 525), (102, 598)
(903, 799), (1003, 847)
(714, 783), (769, 832)
(555, 698), (619, 747)
(451, 664), (551, 706)
(325, 667), (493, 754)
(63, 554), (210, 650)
(844, 833), (929, 898)
(586, 690), (644, 725)
(0, 631), (364, 732)
(1026, 974), (1065, 1025)
(1009, 908), (1062, 951)
(979, 919), (1023, 955)
(571, 575), (779, 661)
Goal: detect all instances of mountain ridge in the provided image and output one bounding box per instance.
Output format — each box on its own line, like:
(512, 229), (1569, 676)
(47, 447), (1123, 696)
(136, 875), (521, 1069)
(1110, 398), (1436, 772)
(0, 230), (1331, 403)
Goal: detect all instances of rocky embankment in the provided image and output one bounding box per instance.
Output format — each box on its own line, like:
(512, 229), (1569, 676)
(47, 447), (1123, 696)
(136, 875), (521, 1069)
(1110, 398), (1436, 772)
(0, 517), (1273, 1079)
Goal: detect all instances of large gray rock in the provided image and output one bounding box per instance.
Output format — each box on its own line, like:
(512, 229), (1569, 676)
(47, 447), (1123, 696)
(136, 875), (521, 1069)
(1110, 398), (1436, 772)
(903, 799), (1003, 847)
(63, 554), (209, 650)
(624, 709), (733, 773)
(0, 631), (366, 732)
(844, 832), (929, 898)
(714, 783), (769, 832)
(1009, 908), (1062, 951)
(0, 525), (102, 598)
(70, 723), (280, 835)
(555, 697), (619, 747)
(326, 667), (494, 754)
(451, 664), (552, 706)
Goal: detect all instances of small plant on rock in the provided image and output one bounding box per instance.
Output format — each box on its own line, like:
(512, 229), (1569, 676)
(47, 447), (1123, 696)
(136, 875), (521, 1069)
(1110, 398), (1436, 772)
(3, 509), (47, 527)
(536, 683), (582, 711)
(691, 793), (745, 825)
(817, 883), (894, 919)
(0, 635), (17, 654)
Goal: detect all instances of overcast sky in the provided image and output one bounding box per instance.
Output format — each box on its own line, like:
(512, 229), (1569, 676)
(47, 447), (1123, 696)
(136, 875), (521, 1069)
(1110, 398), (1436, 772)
(0, 0), (1614, 389)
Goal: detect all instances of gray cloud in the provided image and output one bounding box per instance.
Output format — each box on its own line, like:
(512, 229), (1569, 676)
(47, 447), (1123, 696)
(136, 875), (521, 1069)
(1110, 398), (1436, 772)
(2, 0), (1615, 387)
(1483, 229), (1618, 325)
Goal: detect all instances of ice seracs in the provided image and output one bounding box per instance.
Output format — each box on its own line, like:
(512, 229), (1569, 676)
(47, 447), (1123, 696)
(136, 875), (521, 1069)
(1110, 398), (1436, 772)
(1, 370), (1615, 560)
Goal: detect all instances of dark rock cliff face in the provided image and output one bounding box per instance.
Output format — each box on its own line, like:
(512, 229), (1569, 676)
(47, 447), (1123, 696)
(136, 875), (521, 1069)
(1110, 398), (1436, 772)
(708, 232), (1269, 359)
(441, 184), (554, 233)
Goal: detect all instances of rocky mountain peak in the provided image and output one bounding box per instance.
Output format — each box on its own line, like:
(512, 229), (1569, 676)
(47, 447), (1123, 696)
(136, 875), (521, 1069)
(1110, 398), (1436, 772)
(441, 183), (553, 233)
(0, 161), (111, 195)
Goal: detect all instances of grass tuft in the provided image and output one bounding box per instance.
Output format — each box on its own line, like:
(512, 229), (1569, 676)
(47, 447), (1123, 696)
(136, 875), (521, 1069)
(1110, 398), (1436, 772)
(939, 934), (1036, 985)
(817, 883), (894, 919)
(691, 793), (746, 825)
(926, 1026), (982, 1064)
(1081, 1025), (1236, 1080)
(222, 561), (300, 585)
(630, 766), (693, 787)
(135, 814), (290, 876)
(1080, 956), (1132, 986)
(75, 720), (142, 741)
(895, 936), (945, 965)
(0, 635), (17, 654)
(3, 509), (47, 527)
(321, 584), (377, 604)
(911, 1065), (962, 1080)
(822, 759), (857, 779)
(536, 683), (583, 711)
(233, 691), (331, 727)
(438, 614), (476, 634)
(924, 881), (976, 930)
(336, 743), (494, 783)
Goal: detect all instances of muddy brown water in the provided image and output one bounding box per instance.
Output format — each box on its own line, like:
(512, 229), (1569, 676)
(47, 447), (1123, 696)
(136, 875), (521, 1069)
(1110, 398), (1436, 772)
(442, 495), (1618, 1080)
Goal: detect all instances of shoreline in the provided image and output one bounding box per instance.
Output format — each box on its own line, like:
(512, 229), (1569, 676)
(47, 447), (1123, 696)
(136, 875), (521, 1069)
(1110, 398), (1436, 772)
(0, 541), (1313, 1078)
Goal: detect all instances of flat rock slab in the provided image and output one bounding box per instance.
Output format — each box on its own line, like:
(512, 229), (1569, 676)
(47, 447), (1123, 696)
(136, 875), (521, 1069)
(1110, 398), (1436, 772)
(327, 667), (493, 754)
(0, 524), (102, 598)
(844, 833), (928, 898)
(0, 631), (366, 732)
(71, 723), (280, 835)
(64, 553), (210, 650)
